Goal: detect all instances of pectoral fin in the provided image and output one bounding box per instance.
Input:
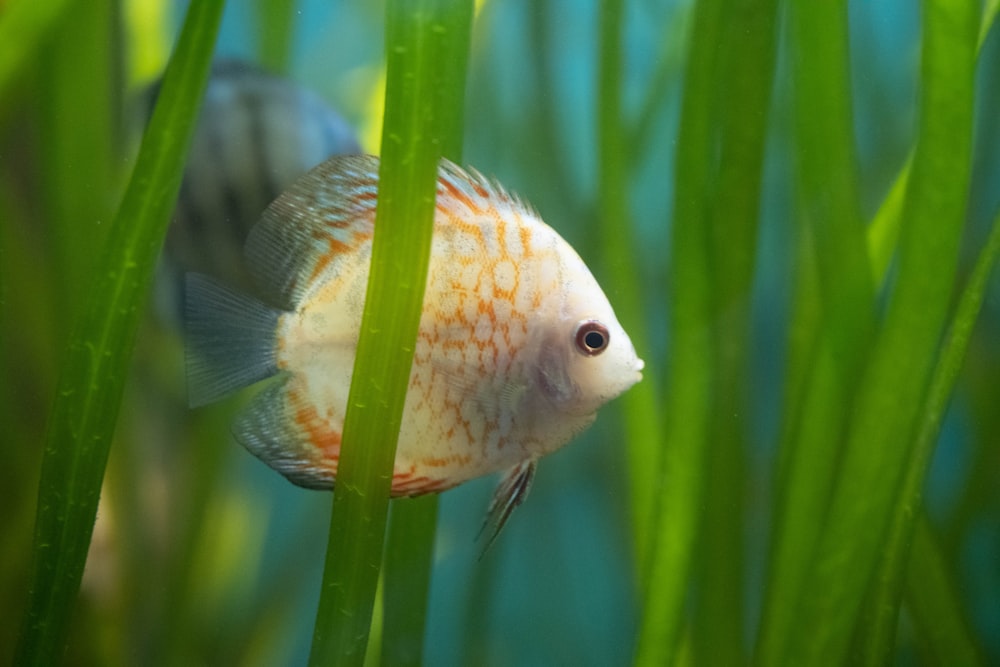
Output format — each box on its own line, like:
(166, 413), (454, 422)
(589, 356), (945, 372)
(478, 459), (537, 556)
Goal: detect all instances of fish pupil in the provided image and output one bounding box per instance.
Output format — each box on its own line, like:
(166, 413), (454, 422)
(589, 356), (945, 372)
(574, 320), (610, 356)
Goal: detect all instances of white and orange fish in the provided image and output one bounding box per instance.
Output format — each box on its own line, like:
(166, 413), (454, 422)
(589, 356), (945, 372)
(186, 154), (643, 546)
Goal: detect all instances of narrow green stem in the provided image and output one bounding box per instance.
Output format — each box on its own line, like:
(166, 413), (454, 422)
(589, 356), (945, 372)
(783, 0), (978, 663)
(380, 496), (440, 667)
(13, 1), (225, 663)
(0, 0), (79, 103)
(38, 0), (117, 328)
(595, 0), (663, 578)
(866, 156), (912, 285)
(979, 0), (999, 50)
(787, 0), (874, 369)
(756, 1), (873, 661)
(377, 5), (471, 657)
(307, 2), (473, 664)
(627, 10), (688, 163)
(859, 204), (1000, 664)
(526, 0), (582, 226)
(904, 517), (987, 665)
(696, 0), (778, 662)
(255, 0), (296, 72)
(634, 0), (722, 662)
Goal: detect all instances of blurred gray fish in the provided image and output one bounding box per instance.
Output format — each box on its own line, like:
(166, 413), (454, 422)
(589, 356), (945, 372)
(153, 60), (362, 321)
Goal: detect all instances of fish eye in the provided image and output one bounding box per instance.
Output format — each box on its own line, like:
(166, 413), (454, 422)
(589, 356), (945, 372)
(574, 320), (610, 356)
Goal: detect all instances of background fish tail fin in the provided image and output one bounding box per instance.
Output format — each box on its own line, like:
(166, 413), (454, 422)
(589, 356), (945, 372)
(184, 272), (282, 407)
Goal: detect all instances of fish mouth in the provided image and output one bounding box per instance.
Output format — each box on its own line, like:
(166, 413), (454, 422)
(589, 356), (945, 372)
(632, 357), (645, 383)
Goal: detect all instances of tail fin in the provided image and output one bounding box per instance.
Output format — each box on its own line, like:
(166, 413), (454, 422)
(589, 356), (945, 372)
(184, 273), (283, 407)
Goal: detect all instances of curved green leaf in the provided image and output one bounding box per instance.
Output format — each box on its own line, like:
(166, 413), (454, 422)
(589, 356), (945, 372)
(782, 0), (978, 662)
(14, 1), (226, 664)
(634, 0), (722, 662)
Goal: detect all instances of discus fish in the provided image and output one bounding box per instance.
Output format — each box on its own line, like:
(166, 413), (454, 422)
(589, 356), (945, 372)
(155, 60), (361, 323)
(186, 154), (643, 547)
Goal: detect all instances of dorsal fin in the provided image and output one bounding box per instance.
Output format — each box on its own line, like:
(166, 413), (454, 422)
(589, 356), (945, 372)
(245, 154), (380, 311)
(436, 159), (539, 222)
(244, 155), (539, 312)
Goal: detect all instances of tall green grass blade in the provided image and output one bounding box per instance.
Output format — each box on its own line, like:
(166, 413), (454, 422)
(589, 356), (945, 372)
(840, 7), (995, 659)
(866, 157), (911, 284)
(771, 228), (821, 475)
(307, 2), (473, 664)
(0, 192), (6, 455)
(696, 0), (778, 662)
(858, 204), (1000, 664)
(904, 517), (987, 665)
(522, 0), (587, 232)
(782, 0), (978, 663)
(595, 0), (663, 575)
(157, 410), (235, 663)
(381, 496), (439, 666)
(868, 0), (998, 284)
(634, 0), (722, 662)
(0, 0), (78, 104)
(627, 11), (688, 164)
(758, 248), (844, 666)
(755, 1), (874, 661)
(979, 0), (999, 50)
(38, 0), (117, 324)
(787, 0), (874, 370)
(0, 157), (40, 665)
(378, 6), (470, 659)
(255, 0), (296, 72)
(13, 1), (225, 664)
(0, 188), (56, 647)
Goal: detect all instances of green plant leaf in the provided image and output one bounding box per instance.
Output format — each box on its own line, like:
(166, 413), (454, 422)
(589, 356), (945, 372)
(380, 496), (439, 667)
(307, 2), (473, 665)
(0, 0), (79, 104)
(595, 0), (663, 576)
(634, 0), (723, 662)
(858, 203), (1000, 665)
(755, 2), (874, 661)
(255, 0), (296, 72)
(904, 517), (987, 665)
(13, 1), (226, 664)
(696, 0), (779, 662)
(979, 0), (999, 50)
(782, 0), (978, 663)
(38, 0), (117, 326)
(377, 6), (471, 660)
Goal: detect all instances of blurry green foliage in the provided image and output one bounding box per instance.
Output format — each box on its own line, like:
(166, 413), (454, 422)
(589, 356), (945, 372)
(1, 0), (998, 665)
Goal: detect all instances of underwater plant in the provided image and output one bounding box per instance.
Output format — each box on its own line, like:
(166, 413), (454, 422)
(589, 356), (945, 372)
(1, 0), (998, 665)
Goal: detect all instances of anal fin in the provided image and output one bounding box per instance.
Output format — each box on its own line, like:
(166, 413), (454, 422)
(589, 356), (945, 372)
(477, 459), (537, 556)
(233, 379), (340, 490)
